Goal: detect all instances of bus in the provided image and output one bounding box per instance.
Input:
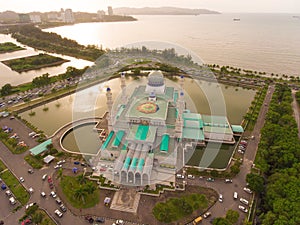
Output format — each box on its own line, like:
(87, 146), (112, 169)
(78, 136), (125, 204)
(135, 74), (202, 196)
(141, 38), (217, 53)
(193, 216), (203, 224)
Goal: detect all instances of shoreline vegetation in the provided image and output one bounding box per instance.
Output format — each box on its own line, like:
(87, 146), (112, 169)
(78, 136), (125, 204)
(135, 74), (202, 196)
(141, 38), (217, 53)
(0, 42), (24, 53)
(1, 53), (69, 72)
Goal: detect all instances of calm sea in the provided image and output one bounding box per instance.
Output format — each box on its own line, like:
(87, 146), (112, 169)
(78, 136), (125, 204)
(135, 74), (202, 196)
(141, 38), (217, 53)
(46, 13), (300, 76)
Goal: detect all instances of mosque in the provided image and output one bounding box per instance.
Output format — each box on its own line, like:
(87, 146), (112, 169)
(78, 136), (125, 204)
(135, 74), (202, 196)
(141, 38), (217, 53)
(95, 71), (243, 186)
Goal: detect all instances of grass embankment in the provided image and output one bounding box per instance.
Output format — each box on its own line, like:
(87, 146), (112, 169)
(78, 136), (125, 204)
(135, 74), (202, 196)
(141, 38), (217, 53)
(1, 53), (69, 72)
(0, 160), (29, 205)
(60, 174), (99, 209)
(0, 42), (24, 53)
(0, 131), (28, 154)
(24, 155), (44, 169)
(152, 187), (215, 224)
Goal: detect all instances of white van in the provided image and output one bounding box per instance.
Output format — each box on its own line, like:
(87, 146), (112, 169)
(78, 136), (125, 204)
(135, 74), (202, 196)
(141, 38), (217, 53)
(233, 192), (238, 200)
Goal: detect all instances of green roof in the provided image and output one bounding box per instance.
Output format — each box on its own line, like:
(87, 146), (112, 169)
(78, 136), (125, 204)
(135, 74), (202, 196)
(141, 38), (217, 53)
(182, 128), (204, 140)
(160, 134), (170, 152)
(138, 158), (145, 171)
(112, 130), (125, 147)
(135, 125), (149, 140)
(116, 105), (125, 119)
(124, 157), (131, 170)
(29, 139), (52, 156)
(130, 157), (138, 170)
(231, 125), (244, 133)
(101, 131), (114, 150)
(122, 141), (128, 150)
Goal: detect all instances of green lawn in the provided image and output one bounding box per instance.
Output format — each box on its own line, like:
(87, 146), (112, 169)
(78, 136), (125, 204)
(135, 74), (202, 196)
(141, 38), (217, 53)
(152, 193), (208, 223)
(24, 154), (44, 169)
(0, 170), (29, 205)
(60, 174), (99, 209)
(0, 42), (24, 53)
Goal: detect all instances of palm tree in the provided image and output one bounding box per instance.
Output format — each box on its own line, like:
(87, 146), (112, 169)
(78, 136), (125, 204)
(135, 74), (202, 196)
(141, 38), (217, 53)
(76, 174), (86, 184)
(74, 186), (87, 204)
(84, 182), (96, 194)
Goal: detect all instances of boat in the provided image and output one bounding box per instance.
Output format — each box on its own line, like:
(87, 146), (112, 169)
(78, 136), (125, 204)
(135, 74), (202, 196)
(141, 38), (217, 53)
(233, 18), (240, 21)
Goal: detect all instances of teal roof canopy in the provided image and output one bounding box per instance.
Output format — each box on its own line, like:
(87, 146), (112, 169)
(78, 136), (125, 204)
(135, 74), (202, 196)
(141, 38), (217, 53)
(112, 130), (125, 147)
(101, 131), (114, 150)
(231, 125), (244, 133)
(29, 139), (52, 156)
(160, 134), (170, 152)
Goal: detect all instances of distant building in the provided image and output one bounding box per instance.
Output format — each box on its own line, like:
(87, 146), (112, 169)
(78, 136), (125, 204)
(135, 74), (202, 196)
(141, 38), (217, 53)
(29, 14), (41, 23)
(18, 14), (31, 23)
(97, 10), (106, 19)
(47, 12), (60, 22)
(60, 8), (74, 23)
(108, 6), (113, 16)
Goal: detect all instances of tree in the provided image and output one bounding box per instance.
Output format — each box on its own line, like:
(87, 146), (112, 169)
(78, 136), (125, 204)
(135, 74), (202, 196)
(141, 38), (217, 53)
(225, 209), (239, 224)
(74, 185), (87, 204)
(246, 173), (264, 193)
(1, 83), (12, 96)
(31, 212), (43, 224)
(212, 217), (232, 225)
(76, 174), (87, 184)
(84, 182), (96, 194)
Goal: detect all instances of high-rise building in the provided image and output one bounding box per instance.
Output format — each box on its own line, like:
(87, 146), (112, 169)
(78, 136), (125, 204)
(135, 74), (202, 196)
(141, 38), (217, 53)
(29, 14), (41, 23)
(97, 10), (105, 19)
(108, 6), (113, 16)
(61, 8), (74, 23)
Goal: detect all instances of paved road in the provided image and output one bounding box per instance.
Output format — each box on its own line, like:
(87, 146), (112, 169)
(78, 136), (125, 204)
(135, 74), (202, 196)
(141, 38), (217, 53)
(187, 85), (275, 225)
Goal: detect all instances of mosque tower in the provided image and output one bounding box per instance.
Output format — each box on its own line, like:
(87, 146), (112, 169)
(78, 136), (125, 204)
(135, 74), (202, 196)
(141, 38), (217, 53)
(179, 75), (184, 90)
(106, 87), (113, 132)
(120, 72), (127, 104)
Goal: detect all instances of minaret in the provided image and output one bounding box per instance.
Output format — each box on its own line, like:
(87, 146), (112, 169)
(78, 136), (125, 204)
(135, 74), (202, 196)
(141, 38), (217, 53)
(106, 87), (113, 132)
(120, 72), (127, 104)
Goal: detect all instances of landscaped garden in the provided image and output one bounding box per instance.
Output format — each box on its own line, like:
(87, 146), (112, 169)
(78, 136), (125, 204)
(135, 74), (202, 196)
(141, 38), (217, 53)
(60, 173), (99, 208)
(20, 204), (56, 225)
(0, 42), (24, 53)
(1, 53), (69, 72)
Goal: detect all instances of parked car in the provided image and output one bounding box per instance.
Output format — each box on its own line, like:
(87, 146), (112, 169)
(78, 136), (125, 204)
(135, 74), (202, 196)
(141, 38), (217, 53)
(225, 179), (232, 183)
(243, 187), (253, 194)
(203, 211), (211, 218)
(60, 204), (67, 212)
(207, 177), (215, 182)
(9, 197), (16, 205)
(5, 190), (12, 196)
(74, 161), (80, 165)
(54, 165), (62, 169)
(50, 191), (57, 198)
(233, 192), (238, 200)
(85, 216), (94, 223)
(176, 174), (185, 179)
(28, 187), (34, 194)
(54, 209), (63, 218)
(57, 160), (66, 165)
(55, 197), (62, 204)
(95, 217), (105, 223)
(187, 174), (195, 179)
(25, 202), (36, 209)
(218, 194), (223, 202)
(42, 174), (47, 181)
(28, 169), (34, 174)
(19, 177), (25, 183)
(238, 205), (248, 213)
(240, 198), (249, 205)
(41, 192), (46, 197)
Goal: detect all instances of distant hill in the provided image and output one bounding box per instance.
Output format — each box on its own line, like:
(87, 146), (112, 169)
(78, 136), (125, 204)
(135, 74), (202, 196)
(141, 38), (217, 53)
(113, 7), (220, 15)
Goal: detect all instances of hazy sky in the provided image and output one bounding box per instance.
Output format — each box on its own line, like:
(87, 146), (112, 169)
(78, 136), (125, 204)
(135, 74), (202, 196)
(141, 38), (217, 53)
(1, 0), (299, 13)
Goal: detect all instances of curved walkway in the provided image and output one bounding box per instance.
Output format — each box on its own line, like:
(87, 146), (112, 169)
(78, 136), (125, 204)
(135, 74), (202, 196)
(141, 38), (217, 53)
(50, 117), (102, 156)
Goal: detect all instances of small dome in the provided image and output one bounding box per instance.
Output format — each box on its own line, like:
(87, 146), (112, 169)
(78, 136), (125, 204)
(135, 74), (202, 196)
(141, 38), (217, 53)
(149, 91), (156, 97)
(147, 71), (164, 87)
(180, 75), (184, 79)
(106, 87), (111, 92)
(180, 91), (184, 96)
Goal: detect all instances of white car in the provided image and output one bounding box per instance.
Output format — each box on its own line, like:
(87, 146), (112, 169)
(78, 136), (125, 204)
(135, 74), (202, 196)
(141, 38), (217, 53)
(176, 174), (185, 179)
(19, 177), (25, 183)
(25, 202), (36, 209)
(5, 190), (12, 196)
(57, 160), (66, 165)
(9, 197), (16, 205)
(238, 205), (248, 213)
(41, 192), (46, 197)
(218, 194), (223, 202)
(187, 174), (195, 179)
(42, 174), (47, 180)
(243, 187), (253, 194)
(54, 165), (62, 169)
(240, 198), (249, 205)
(50, 191), (57, 198)
(116, 220), (124, 225)
(54, 209), (63, 218)
(203, 211), (211, 218)
(29, 187), (34, 193)
(233, 192), (238, 200)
